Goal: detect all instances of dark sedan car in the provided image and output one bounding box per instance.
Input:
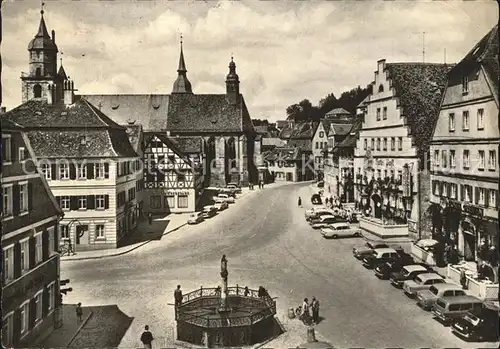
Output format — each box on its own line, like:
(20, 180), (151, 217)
(389, 264), (430, 288)
(374, 253), (416, 279)
(362, 248), (400, 269)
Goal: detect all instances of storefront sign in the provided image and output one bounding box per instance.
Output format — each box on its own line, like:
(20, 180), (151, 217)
(463, 204), (483, 218)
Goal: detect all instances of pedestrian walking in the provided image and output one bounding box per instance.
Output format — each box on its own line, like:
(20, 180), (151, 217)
(76, 302), (83, 323)
(148, 212), (153, 225)
(174, 285), (183, 307)
(244, 286), (250, 297)
(311, 297), (320, 324)
(298, 197), (302, 207)
(140, 325), (154, 349)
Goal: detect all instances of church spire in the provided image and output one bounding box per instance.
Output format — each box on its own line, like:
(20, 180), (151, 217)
(225, 54), (240, 105)
(172, 34), (193, 94)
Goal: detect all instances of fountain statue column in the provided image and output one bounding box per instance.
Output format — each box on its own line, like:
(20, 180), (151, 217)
(218, 254), (229, 312)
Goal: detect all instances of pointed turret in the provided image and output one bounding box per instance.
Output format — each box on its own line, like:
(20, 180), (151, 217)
(58, 64), (68, 80)
(28, 8), (58, 51)
(225, 55), (240, 105)
(172, 36), (193, 94)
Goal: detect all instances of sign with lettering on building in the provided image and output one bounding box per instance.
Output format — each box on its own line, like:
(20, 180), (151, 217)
(462, 204), (483, 218)
(402, 165), (411, 197)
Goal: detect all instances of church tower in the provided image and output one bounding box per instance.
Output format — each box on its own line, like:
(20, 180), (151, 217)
(21, 6), (59, 103)
(225, 56), (240, 105)
(171, 36), (193, 94)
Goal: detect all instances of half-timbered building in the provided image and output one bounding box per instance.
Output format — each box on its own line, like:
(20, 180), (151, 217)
(143, 134), (204, 213)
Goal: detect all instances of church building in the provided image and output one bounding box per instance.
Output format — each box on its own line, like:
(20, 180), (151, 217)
(83, 39), (260, 188)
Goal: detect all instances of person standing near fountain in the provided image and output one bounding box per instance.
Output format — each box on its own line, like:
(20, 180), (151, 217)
(219, 255), (229, 312)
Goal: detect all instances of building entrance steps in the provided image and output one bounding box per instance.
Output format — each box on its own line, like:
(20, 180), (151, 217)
(39, 304), (93, 348)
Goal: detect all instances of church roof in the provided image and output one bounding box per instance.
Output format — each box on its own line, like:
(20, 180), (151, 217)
(326, 107), (351, 116)
(28, 13), (57, 51)
(169, 136), (204, 154)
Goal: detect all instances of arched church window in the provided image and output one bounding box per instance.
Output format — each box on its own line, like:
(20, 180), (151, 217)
(34, 84), (42, 98)
(378, 84), (384, 93)
(36, 68), (42, 77)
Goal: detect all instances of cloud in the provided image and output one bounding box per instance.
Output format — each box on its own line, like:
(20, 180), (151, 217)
(2, 0), (497, 122)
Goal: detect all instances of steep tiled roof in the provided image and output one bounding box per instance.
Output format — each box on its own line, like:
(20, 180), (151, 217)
(452, 24), (498, 103)
(26, 129), (137, 158)
(326, 107), (351, 115)
(167, 94), (253, 133)
(333, 120), (362, 151)
(324, 121), (352, 137)
(1, 118), (24, 130)
(2, 97), (125, 129)
(263, 147), (301, 161)
(385, 63), (452, 158)
(170, 136), (204, 154)
(82, 94), (170, 131)
(124, 124), (143, 153)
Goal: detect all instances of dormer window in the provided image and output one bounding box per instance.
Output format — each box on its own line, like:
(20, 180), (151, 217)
(462, 75), (469, 93)
(378, 84), (384, 93)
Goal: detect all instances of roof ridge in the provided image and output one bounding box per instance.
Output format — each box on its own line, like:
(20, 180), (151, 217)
(81, 98), (126, 130)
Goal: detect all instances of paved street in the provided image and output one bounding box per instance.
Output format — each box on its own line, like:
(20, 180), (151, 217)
(61, 182), (498, 348)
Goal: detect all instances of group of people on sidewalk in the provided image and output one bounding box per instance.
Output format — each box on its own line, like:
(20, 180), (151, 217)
(249, 180), (266, 190)
(296, 297), (320, 325)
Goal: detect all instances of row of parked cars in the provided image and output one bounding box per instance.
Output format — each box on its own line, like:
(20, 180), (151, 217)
(187, 183), (241, 224)
(352, 241), (499, 342)
(305, 206), (362, 239)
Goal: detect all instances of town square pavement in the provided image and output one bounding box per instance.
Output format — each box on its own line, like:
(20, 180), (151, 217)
(60, 182), (499, 348)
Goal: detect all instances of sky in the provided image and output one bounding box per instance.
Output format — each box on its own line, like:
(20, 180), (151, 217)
(2, 0), (498, 121)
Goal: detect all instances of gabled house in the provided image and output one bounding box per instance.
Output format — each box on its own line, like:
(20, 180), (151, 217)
(263, 147), (311, 182)
(325, 107), (352, 121)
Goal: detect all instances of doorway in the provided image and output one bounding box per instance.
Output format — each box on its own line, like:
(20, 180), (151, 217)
(463, 232), (476, 261)
(76, 225), (89, 245)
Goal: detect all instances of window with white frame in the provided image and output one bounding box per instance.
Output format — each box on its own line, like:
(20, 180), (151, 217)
(3, 185), (13, 217)
(2, 136), (12, 163)
(78, 164), (87, 179)
(434, 181), (440, 195)
(20, 238), (30, 273)
(319, 131), (324, 138)
(95, 224), (105, 239)
(60, 225), (69, 240)
(463, 150), (470, 169)
(60, 196), (70, 211)
(48, 227), (55, 255)
(371, 139), (374, 150)
(462, 75), (469, 93)
(41, 163), (51, 179)
(462, 111), (469, 130)
(391, 137), (395, 151)
(34, 291), (43, 322)
(19, 182), (29, 213)
(489, 189), (497, 207)
(376, 108), (381, 121)
(383, 107), (387, 120)
(19, 147), (28, 162)
(441, 150), (447, 168)
(47, 282), (55, 312)
(397, 137), (402, 151)
(434, 150), (440, 166)
(488, 150), (496, 170)
(478, 150), (485, 170)
(383, 138), (387, 151)
(376, 138), (380, 150)
(3, 245), (14, 281)
(477, 109), (484, 130)
(35, 233), (43, 264)
(59, 163), (69, 179)
(78, 196), (87, 210)
(96, 195), (105, 209)
(20, 302), (29, 335)
(448, 113), (455, 132)
(95, 163), (105, 178)
(442, 182), (448, 197)
(178, 194), (189, 208)
(450, 150), (456, 168)
(450, 184), (457, 199)
(2, 312), (14, 346)
(463, 185), (472, 202)
(478, 188), (485, 205)
(363, 139), (367, 150)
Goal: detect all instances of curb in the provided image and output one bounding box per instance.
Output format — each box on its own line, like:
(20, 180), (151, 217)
(61, 223), (188, 261)
(66, 310), (94, 347)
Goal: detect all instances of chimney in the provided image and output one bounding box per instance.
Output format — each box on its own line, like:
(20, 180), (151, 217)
(52, 30), (56, 44)
(63, 80), (75, 105)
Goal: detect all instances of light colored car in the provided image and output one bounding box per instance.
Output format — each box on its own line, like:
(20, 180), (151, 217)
(352, 241), (389, 259)
(416, 283), (467, 310)
(310, 215), (342, 229)
(390, 264), (430, 288)
(321, 222), (362, 239)
(402, 273), (446, 296)
(202, 205), (217, 218)
(305, 206), (330, 218)
(214, 201), (229, 211)
(226, 183), (242, 193)
(213, 193), (235, 203)
(187, 212), (205, 224)
(305, 208), (336, 221)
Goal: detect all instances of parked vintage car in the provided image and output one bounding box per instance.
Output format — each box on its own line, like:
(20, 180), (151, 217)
(226, 183), (242, 194)
(213, 193), (235, 204)
(373, 253), (417, 279)
(352, 241), (389, 260)
(432, 295), (483, 324)
(187, 212), (205, 225)
(306, 208), (336, 221)
(402, 273), (446, 297)
(202, 205), (218, 218)
(451, 301), (500, 342)
(214, 201), (229, 211)
(362, 248), (400, 269)
(321, 222), (362, 239)
(310, 215), (344, 229)
(416, 283), (467, 310)
(390, 264), (429, 288)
